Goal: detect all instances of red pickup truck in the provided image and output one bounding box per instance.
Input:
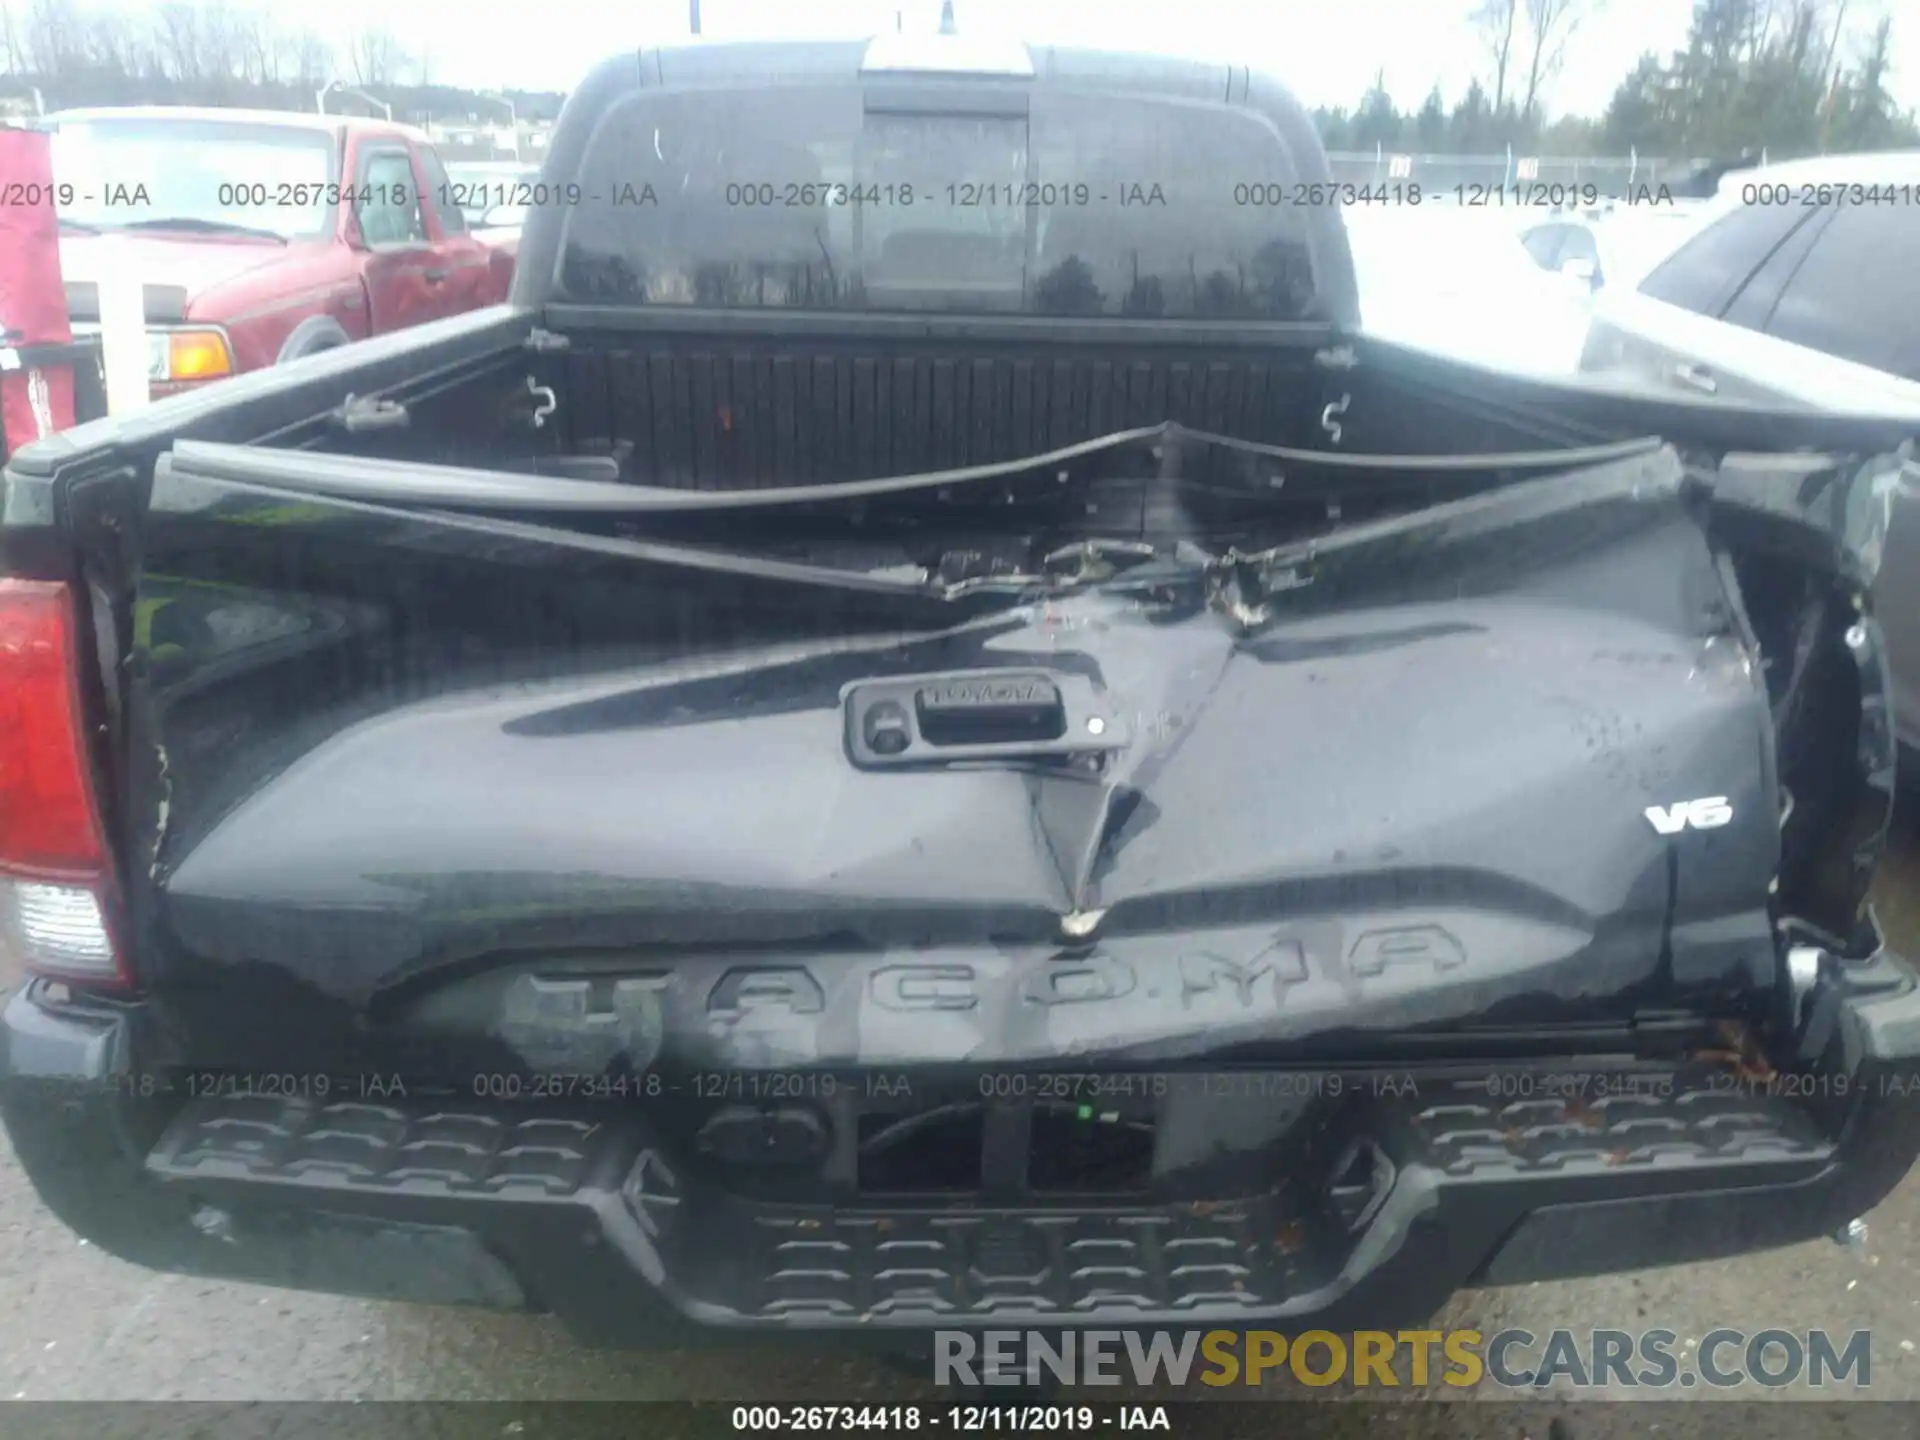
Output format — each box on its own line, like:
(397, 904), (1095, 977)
(47, 107), (512, 393)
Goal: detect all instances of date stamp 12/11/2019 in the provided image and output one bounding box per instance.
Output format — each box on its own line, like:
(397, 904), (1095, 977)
(50, 1058), (1912, 1112)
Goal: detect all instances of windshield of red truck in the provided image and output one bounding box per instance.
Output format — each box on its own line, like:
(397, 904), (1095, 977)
(557, 85), (1324, 320)
(50, 119), (337, 240)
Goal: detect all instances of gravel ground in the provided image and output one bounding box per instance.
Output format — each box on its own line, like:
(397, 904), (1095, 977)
(8, 822), (1920, 1427)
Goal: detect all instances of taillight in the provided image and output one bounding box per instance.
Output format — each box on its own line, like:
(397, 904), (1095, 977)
(0, 578), (126, 988)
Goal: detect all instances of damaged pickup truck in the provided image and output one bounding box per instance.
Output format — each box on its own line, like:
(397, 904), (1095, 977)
(6, 34), (1920, 1353)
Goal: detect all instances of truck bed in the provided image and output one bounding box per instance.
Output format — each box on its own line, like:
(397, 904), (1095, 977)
(6, 30), (1920, 1349)
(282, 311), (1622, 489)
(7, 317), (1918, 1339)
(25, 309), (1863, 1074)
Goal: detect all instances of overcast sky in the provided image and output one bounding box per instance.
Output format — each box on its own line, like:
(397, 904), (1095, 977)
(302, 0), (1918, 117)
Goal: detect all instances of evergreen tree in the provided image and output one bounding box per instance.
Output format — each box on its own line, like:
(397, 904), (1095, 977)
(1449, 77), (1494, 151)
(1601, 53), (1672, 151)
(1352, 68), (1401, 149)
(1415, 84), (1449, 150)
(1587, 0), (1916, 160)
(1314, 105), (1354, 151)
(1830, 17), (1909, 150)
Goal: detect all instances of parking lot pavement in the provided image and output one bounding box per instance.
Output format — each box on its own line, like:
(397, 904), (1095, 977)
(8, 821), (1920, 1407)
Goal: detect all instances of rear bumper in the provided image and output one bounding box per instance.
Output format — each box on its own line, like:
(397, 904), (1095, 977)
(7, 961), (1920, 1349)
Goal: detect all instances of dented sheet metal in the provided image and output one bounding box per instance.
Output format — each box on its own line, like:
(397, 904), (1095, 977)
(1707, 446), (1919, 591)
(117, 428), (1903, 1077)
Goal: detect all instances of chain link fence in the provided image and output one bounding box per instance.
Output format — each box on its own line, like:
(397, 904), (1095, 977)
(1326, 151), (1710, 198)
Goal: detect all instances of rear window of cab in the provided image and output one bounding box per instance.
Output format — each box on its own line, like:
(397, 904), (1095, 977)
(558, 84), (1325, 320)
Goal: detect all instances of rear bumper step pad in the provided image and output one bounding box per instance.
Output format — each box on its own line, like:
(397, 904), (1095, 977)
(144, 1073), (1841, 1328)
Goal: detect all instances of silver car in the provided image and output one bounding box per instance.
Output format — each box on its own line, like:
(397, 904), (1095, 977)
(1577, 151), (1920, 761)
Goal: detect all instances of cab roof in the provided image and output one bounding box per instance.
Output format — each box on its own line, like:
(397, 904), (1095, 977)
(44, 106), (426, 142)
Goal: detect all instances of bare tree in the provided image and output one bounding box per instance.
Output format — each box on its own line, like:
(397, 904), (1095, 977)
(23, 0), (89, 73)
(0, 0), (24, 74)
(78, 5), (141, 75)
(1785, 0), (1825, 68)
(280, 26), (332, 89)
(1472, 0), (1520, 112)
(235, 7), (280, 84)
(197, 0), (249, 81)
(1744, 0), (1784, 59)
(345, 25), (406, 87)
(151, 1), (206, 81)
(1820, 0), (1850, 98)
(1519, 0), (1610, 118)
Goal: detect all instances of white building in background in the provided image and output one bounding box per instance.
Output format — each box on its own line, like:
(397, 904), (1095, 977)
(424, 117), (555, 161)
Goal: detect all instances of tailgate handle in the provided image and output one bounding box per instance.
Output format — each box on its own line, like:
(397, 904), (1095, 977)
(1672, 362), (1718, 395)
(332, 393), (411, 433)
(843, 670), (1127, 768)
(915, 675), (1066, 746)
